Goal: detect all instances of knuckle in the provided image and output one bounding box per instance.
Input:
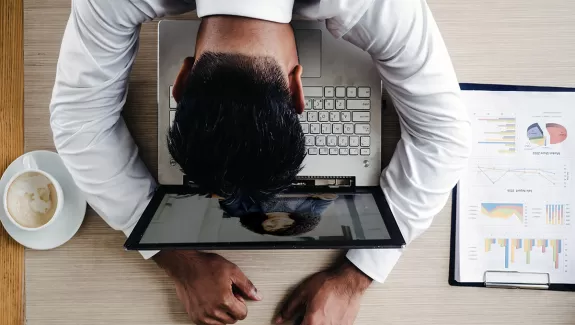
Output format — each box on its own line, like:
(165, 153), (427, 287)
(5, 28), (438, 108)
(238, 311), (248, 320)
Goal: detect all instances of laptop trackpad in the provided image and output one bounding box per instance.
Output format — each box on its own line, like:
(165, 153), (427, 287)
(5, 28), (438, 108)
(294, 29), (321, 78)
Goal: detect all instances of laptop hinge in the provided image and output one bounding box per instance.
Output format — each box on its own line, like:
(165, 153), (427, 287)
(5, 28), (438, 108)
(291, 176), (356, 191)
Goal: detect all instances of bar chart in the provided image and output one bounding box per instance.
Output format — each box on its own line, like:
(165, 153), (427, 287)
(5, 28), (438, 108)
(484, 238), (563, 270)
(546, 204), (568, 225)
(475, 115), (516, 154)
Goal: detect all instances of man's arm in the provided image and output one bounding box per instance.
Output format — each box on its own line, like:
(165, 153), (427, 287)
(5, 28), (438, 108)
(49, 0), (195, 256)
(341, 0), (472, 283)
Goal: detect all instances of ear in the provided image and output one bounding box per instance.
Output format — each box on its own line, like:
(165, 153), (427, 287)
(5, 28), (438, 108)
(288, 65), (305, 114)
(172, 56), (195, 103)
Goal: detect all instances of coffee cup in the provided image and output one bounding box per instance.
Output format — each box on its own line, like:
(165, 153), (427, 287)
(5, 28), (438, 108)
(3, 154), (64, 231)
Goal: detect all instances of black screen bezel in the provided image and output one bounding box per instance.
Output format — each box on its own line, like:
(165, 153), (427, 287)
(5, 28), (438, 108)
(124, 185), (405, 250)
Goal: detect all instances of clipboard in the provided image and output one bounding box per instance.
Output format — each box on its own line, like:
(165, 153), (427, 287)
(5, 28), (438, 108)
(448, 83), (575, 291)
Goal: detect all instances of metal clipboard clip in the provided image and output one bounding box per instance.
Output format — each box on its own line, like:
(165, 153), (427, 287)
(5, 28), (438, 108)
(484, 271), (550, 290)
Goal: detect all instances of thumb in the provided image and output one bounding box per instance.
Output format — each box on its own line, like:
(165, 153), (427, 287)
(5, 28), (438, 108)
(231, 269), (261, 301)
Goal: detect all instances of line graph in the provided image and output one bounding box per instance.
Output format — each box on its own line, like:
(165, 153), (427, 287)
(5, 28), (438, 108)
(472, 162), (569, 188)
(476, 166), (556, 184)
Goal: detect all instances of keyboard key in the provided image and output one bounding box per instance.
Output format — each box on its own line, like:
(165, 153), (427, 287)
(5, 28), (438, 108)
(324, 87), (334, 97)
(307, 111), (318, 122)
(169, 110), (176, 127)
(327, 136), (337, 147)
(324, 99), (334, 110)
(346, 87), (357, 98)
(338, 136), (349, 146)
(310, 123), (320, 134)
(319, 112), (329, 122)
(361, 136), (371, 147)
(347, 99), (370, 110)
(305, 135), (315, 146)
(298, 113), (306, 122)
(308, 147), (318, 155)
(339, 148), (349, 155)
(350, 148), (359, 155)
(332, 124), (343, 134)
(329, 148), (339, 155)
(344, 124), (354, 134)
(358, 87), (371, 98)
(329, 112), (340, 122)
(303, 86), (323, 97)
(335, 87), (346, 98)
(301, 123), (309, 133)
(321, 124), (331, 134)
(305, 99), (312, 109)
(169, 86), (177, 108)
(341, 112), (351, 122)
(319, 147), (329, 155)
(361, 148), (370, 156)
(315, 136), (326, 146)
(352, 111), (371, 122)
(313, 99), (323, 110)
(350, 136), (359, 147)
(355, 124), (371, 134)
(335, 100), (345, 110)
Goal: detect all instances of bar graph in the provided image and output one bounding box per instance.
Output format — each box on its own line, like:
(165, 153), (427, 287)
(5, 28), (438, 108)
(485, 238), (563, 270)
(476, 116), (516, 154)
(546, 204), (566, 225)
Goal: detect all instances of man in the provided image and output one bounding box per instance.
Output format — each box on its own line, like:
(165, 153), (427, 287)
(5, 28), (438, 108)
(49, 0), (471, 325)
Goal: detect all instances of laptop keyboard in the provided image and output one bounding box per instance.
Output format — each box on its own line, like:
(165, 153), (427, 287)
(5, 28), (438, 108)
(168, 85), (372, 156)
(301, 86), (371, 156)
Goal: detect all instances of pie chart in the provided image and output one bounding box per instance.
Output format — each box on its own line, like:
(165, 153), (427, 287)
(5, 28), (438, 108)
(527, 123), (568, 147)
(546, 123), (568, 144)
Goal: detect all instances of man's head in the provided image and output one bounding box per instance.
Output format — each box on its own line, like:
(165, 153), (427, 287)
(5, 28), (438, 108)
(168, 17), (307, 200)
(238, 212), (320, 236)
(168, 51), (306, 200)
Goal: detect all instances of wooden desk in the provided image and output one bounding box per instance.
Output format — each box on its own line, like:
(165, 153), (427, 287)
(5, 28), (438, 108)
(0, 1), (24, 325)
(7, 0), (575, 324)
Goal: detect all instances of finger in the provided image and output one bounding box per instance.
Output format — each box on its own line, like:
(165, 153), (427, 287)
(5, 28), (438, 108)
(198, 317), (225, 325)
(225, 295), (248, 321)
(231, 269), (261, 301)
(212, 310), (237, 324)
(274, 288), (306, 324)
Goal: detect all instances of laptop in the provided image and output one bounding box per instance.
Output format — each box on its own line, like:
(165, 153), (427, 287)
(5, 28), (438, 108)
(123, 20), (403, 251)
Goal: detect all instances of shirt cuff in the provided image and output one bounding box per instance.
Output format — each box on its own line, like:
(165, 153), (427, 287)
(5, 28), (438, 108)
(346, 248), (403, 283)
(122, 223), (159, 260)
(196, 0), (294, 23)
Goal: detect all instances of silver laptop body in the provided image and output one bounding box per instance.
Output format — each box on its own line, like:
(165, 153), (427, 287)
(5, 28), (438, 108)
(158, 20), (382, 186)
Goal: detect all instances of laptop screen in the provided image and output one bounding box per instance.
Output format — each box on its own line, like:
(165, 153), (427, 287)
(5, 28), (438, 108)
(137, 192), (391, 246)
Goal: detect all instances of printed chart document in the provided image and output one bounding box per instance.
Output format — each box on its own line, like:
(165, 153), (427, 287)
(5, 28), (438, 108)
(455, 89), (575, 285)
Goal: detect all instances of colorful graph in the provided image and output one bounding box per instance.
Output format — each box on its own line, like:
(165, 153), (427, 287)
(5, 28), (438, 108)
(476, 116), (516, 154)
(527, 122), (568, 147)
(485, 238), (562, 269)
(481, 203), (524, 222)
(546, 204), (566, 225)
(547, 123), (568, 144)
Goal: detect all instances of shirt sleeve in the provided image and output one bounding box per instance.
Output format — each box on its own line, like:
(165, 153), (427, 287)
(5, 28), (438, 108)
(337, 0), (472, 283)
(49, 0), (195, 259)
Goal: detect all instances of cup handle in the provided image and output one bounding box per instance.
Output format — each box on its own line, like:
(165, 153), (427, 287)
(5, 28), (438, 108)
(22, 153), (39, 170)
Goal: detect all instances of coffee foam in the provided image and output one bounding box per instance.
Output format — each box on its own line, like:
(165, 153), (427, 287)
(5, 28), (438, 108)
(6, 172), (58, 228)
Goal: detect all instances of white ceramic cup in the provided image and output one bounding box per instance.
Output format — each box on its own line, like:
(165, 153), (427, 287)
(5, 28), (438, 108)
(3, 154), (64, 231)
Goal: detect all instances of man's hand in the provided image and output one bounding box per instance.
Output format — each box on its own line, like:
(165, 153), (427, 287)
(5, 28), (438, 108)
(154, 250), (262, 325)
(275, 260), (372, 325)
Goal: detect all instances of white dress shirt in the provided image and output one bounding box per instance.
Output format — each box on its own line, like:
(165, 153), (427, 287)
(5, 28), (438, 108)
(50, 0), (471, 283)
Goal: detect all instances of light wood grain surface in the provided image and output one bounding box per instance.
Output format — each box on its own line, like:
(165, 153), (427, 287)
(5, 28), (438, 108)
(0, 1), (25, 325)
(21, 0), (575, 324)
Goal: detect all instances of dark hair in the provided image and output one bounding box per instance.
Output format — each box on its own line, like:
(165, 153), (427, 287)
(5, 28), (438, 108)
(238, 212), (320, 236)
(168, 52), (306, 201)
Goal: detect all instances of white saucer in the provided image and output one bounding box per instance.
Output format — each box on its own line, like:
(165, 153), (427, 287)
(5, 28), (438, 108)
(0, 150), (86, 250)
